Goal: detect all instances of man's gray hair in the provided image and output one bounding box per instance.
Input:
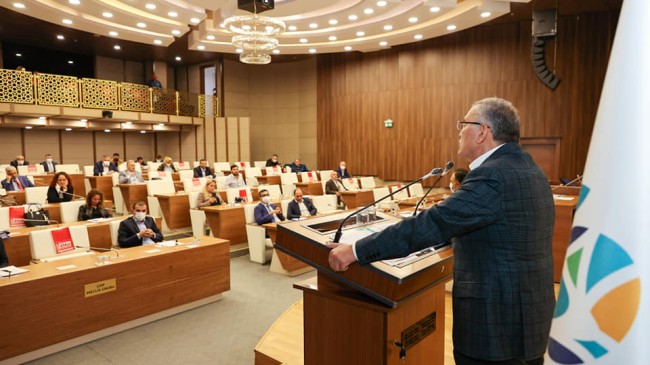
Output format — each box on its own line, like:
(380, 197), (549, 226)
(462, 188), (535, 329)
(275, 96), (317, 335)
(471, 97), (520, 143)
(5, 166), (17, 174)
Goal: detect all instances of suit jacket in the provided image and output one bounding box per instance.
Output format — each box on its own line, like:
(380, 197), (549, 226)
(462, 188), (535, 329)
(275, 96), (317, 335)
(0, 237), (8, 268)
(93, 161), (118, 176)
(10, 160), (29, 168)
(1, 175), (34, 191)
(157, 163), (177, 172)
(117, 216), (163, 248)
(287, 198), (317, 220)
(325, 179), (345, 195)
(118, 170), (144, 184)
(265, 159), (281, 167)
(254, 203), (285, 225)
(336, 167), (351, 179)
(77, 205), (112, 221)
(286, 163), (308, 173)
(47, 186), (75, 203)
(355, 143), (555, 361)
(40, 160), (58, 172)
(193, 166), (215, 178)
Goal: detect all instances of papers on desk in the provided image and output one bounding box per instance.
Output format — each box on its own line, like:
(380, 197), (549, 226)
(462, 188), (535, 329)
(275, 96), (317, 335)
(155, 240), (180, 247)
(0, 265), (29, 277)
(87, 218), (112, 223)
(553, 195), (575, 201)
(382, 244), (449, 268)
(337, 222), (393, 245)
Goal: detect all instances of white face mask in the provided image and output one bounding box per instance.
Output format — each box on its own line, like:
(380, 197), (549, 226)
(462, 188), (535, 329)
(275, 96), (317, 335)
(449, 182), (455, 193)
(261, 196), (271, 204)
(46, 158), (53, 163)
(17, 160), (24, 165)
(103, 161), (110, 166)
(134, 212), (146, 221)
(340, 165), (346, 170)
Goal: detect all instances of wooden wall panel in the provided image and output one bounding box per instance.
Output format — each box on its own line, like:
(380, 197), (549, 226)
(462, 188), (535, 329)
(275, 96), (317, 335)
(317, 11), (619, 181)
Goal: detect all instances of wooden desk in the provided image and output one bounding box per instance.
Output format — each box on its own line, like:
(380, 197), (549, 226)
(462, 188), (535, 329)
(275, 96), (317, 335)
(397, 193), (446, 207)
(87, 175), (114, 201)
(155, 193), (191, 229)
(203, 205), (247, 245)
(340, 190), (374, 209)
(553, 195), (579, 282)
(6, 191), (26, 205)
(295, 181), (323, 196)
(0, 236), (230, 363)
(256, 175), (281, 186)
(119, 183), (148, 210)
(264, 222), (313, 276)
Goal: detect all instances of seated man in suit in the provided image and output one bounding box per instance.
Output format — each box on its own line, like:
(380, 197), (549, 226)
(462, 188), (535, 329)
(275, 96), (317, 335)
(336, 161), (351, 179)
(118, 201), (164, 248)
(325, 171), (347, 208)
(254, 189), (285, 225)
(40, 153), (58, 172)
(93, 155), (118, 176)
(1, 166), (34, 191)
(285, 158), (309, 173)
(9, 155), (28, 168)
(265, 154), (281, 167)
(287, 188), (317, 220)
(118, 160), (145, 184)
(0, 237), (8, 268)
(136, 156), (148, 170)
(193, 159), (216, 178)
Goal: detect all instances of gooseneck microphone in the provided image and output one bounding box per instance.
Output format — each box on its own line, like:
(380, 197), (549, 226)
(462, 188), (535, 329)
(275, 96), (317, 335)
(75, 245), (120, 258)
(412, 161), (454, 216)
(332, 166), (445, 243)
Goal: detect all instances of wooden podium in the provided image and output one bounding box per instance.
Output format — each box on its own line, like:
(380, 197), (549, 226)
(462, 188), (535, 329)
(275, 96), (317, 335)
(275, 211), (453, 364)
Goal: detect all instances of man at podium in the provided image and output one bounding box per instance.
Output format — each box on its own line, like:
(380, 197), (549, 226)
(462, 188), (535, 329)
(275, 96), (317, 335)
(328, 98), (555, 365)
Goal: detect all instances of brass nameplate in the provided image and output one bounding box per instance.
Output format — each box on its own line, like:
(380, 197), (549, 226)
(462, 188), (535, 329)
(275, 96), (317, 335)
(402, 311), (436, 350)
(84, 278), (117, 298)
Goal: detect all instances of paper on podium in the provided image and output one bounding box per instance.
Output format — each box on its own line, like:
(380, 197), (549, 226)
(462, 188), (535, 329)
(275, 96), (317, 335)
(337, 222), (393, 245)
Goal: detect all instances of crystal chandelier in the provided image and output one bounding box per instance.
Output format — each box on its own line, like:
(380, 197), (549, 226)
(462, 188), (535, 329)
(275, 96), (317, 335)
(223, 14), (286, 64)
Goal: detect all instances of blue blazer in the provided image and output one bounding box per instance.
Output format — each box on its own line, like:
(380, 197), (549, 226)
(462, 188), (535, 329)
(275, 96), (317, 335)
(355, 143), (556, 361)
(193, 166), (215, 178)
(93, 161), (118, 176)
(254, 203), (285, 225)
(336, 167), (351, 179)
(117, 216), (163, 248)
(1, 175), (34, 191)
(286, 163), (308, 173)
(287, 198), (317, 220)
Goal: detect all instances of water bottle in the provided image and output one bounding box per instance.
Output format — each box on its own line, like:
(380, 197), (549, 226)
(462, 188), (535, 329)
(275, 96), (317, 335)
(368, 205), (377, 222)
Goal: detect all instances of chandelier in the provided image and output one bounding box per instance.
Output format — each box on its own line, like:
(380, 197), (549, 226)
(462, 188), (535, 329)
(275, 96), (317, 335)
(223, 14), (286, 64)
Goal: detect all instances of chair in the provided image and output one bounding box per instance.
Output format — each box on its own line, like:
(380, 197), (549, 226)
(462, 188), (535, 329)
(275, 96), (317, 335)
(174, 161), (192, 170)
(253, 161), (267, 169)
(300, 171), (319, 182)
(215, 176), (228, 190)
(259, 184), (282, 200)
(183, 177), (207, 192)
(146, 180), (175, 220)
(311, 195), (338, 214)
(83, 166), (94, 177)
(265, 166), (282, 176)
(25, 186), (49, 205)
(280, 199), (291, 218)
(112, 186), (125, 214)
(178, 170), (194, 180)
(390, 184), (409, 201)
(342, 177), (359, 191)
(29, 225), (94, 262)
(0, 207), (9, 231)
(192, 161), (201, 168)
(214, 162), (231, 172)
(18, 164), (45, 175)
(109, 219), (122, 247)
(280, 173), (298, 197)
(244, 167), (262, 186)
(244, 204), (273, 264)
(190, 209), (207, 238)
(226, 187), (253, 204)
(373, 187), (391, 202)
(319, 170), (334, 192)
(149, 162), (162, 172)
(59, 200), (85, 223)
(409, 182), (424, 197)
(55, 164), (81, 174)
(236, 161), (251, 169)
(149, 170), (173, 180)
(188, 191), (201, 209)
(358, 176), (376, 190)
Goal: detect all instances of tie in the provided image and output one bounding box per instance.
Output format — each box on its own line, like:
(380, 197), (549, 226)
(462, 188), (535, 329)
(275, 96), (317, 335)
(15, 178), (24, 191)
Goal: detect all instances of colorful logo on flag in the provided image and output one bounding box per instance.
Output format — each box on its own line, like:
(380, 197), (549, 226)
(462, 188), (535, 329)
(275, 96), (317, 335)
(548, 185), (641, 364)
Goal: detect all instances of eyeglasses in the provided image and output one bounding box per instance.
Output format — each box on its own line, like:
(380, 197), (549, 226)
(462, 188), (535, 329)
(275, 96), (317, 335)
(456, 120), (484, 130)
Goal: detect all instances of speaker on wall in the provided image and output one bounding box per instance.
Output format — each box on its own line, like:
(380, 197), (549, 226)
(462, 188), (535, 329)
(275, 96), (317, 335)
(532, 9), (557, 38)
(238, 0), (274, 13)
(531, 38), (560, 90)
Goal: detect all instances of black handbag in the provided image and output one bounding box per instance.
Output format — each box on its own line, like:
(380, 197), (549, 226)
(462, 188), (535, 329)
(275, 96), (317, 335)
(24, 203), (50, 227)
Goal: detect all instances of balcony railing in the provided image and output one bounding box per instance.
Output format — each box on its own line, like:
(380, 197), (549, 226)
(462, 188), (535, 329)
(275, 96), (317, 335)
(0, 69), (217, 117)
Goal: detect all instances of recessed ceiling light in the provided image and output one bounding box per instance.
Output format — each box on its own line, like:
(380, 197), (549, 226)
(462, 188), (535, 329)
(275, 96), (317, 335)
(104, 129), (111, 133)
(80, 119), (87, 122)
(68, 60), (74, 64)
(114, 45), (121, 50)
(102, 12), (113, 18)
(171, 29), (181, 35)
(383, 25), (393, 31)
(408, 17), (418, 23)
(309, 23), (318, 29)
(16, 53), (22, 57)
(272, 49), (280, 54)
(376, 1), (387, 6)
(364, 8), (374, 15)
(481, 12), (491, 18)
(190, 17), (200, 24)
(356, 31), (365, 37)
(197, 45), (205, 50)
(344, 46), (352, 51)
(140, 130), (147, 134)
(63, 19), (73, 25)
(57, 35), (65, 40)
(39, 116), (46, 120)
(25, 126), (33, 129)
(125, 121), (132, 125)
(328, 19), (338, 25)
(145, 3), (156, 10)
(158, 123), (165, 126)
(414, 34), (423, 40)
(288, 25), (297, 31)
(348, 15), (358, 21)
(154, 39), (162, 45)
(206, 35), (215, 40)
(328, 35), (337, 41)
(137, 22), (146, 28)
(379, 41), (388, 46)
(447, 24), (457, 31)
(236, 48), (243, 53)
(109, 31), (118, 36)
(300, 38), (308, 43)
(430, 6), (441, 13)
(168, 11), (178, 17)
(309, 49), (317, 54)
(65, 128), (72, 131)
(13, 3), (25, 9)
(175, 56), (181, 61)
(68, 0), (79, 4)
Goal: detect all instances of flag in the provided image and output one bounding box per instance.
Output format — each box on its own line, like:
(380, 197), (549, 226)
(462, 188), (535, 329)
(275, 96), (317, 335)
(547, 0), (650, 363)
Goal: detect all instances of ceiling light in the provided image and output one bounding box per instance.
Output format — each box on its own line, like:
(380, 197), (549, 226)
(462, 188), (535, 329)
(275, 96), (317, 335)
(328, 19), (338, 25)
(125, 121), (132, 125)
(68, 0), (79, 4)
(235, 48), (243, 53)
(65, 128), (72, 131)
(25, 126), (33, 129)
(109, 31), (118, 36)
(191, 17), (200, 24)
(114, 45), (121, 50)
(309, 23), (318, 29)
(13, 3), (25, 9)
(145, 3), (156, 10)
(356, 31), (365, 37)
(154, 39), (162, 45)
(288, 25), (297, 31)
(414, 34), (423, 40)
(344, 46), (352, 51)
(171, 29), (181, 35)
(379, 41), (388, 46)
(168, 11), (178, 17)
(39, 116), (46, 120)
(430, 6), (441, 13)
(104, 129), (110, 133)
(481, 12), (491, 18)
(140, 131), (146, 134)
(272, 49), (280, 54)
(175, 56), (181, 61)
(328, 36), (337, 41)
(309, 49), (317, 54)
(102, 12), (113, 18)
(158, 123), (165, 126)
(68, 60), (74, 64)
(383, 25), (393, 31)
(364, 8), (374, 15)
(16, 53), (21, 57)
(62, 19), (73, 25)
(197, 45), (205, 50)
(408, 17), (418, 23)
(300, 38), (308, 43)
(447, 24), (457, 31)
(137, 22), (146, 28)
(57, 35), (65, 40)
(348, 15), (358, 21)
(224, 13), (286, 65)
(80, 119), (87, 122)
(377, 1), (387, 6)
(206, 35), (215, 40)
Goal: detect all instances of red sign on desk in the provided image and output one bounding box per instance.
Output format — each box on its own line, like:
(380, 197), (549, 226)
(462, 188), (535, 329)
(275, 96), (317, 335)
(51, 227), (75, 254)
(192, 178), (201, 187)
(240, 162), (245, 167)
(27, 165), (37, 172)
(178, 162), (185, 167)
(239, 189), (247, 202)
(158, 171), (166, 178)
(308, 172), (314, 182)
(9, 207), (26, 227)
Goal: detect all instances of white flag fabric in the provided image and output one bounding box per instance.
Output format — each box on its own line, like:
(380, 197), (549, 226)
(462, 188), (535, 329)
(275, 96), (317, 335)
(547, 0), (650, 364)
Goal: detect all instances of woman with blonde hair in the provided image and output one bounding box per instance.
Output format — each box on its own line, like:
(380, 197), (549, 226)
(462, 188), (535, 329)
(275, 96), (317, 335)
(196, 179), (223, 207)
(157, 156), (177, 173)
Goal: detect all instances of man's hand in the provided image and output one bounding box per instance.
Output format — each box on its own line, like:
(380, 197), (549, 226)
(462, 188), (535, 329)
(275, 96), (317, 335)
(325, 243), (358, 272)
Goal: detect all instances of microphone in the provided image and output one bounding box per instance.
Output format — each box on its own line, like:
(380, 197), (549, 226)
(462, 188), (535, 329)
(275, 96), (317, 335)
(22, 218), (59, 225)
(332, 166), (445, 243)
(61, 190), (86, 200)
(412, 161), (454, 216)
(552, 175), (583, 190)
(75, 245), (120, 258)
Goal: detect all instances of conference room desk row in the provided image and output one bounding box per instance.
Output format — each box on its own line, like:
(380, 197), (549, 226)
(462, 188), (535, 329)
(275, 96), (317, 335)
(0, 236), (230, 364)
(30, 173), (87, 199)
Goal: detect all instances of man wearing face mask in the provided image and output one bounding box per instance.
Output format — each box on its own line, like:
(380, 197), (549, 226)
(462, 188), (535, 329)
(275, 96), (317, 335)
(336, 161), (351, 179)
(117, 201), (163, 248)
(40, 153), (58, 172)
(93, 155), (118, 176)
(254, 189), (285, 225)
(265, 154), (281, 167)
(9, 155), (29, 168)
(449, 168), (468, 193)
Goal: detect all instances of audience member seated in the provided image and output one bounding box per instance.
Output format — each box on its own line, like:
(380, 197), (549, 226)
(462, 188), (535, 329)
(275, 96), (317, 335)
(449, 168), (469, 193)
(40, 153), (58, 172)
(93, 155), (118, 176)
(157, 156), (177, 173)
(287, 188), (317, 220)
(1, 166), (34, 191)
(285, 158), (309, 173)
(0, 237), (8, 268)
(194, 159), (216, 178)
(225, 165), (246, 189)
(47, 172), (75, 203)
(196, 180), (224, 207)
(265, 154), (281, 167)
(118, 160), (145, 184)
(9, 155), (28, 168)
(77, 189), (112, 221)
(154, 154), (163, 163)
(117, 201), (164, 248)
(136, 156), (148, 170)
(112, 152), (122, 166)
(254, 189), (285, 225)
(325, 171), (347, 208)
(336, 161), (351, 179)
